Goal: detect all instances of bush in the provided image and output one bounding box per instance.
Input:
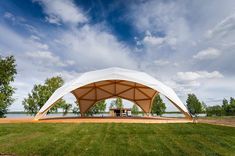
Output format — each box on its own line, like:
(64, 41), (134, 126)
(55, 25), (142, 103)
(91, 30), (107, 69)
(222, 97), (235, 116)
(206, 105), (223, 116)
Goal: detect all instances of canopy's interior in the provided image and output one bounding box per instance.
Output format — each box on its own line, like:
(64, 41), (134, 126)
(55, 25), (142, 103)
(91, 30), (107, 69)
(72, 80), (158, 115)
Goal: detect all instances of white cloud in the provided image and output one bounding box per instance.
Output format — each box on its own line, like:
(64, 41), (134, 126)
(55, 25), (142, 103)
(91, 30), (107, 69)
(3, 12), (16, 21)
(207, 13), (235, 39)
(130, 1), (191, 47)
(26, 50), (54, 59)
(176, 71), (223, 82)
(30, 35), (41, 41)
(35, 0), (137, 69)
(57, 25), (137, 69)
(193, 48), (221, 60)
(168, 70), (224, 99)
(26, 50), (75, 67)
(143, 35), (165, 46)
(154, 60), (170, 66)
(45, 15), (61, 25)
(35, 0), (87, 25)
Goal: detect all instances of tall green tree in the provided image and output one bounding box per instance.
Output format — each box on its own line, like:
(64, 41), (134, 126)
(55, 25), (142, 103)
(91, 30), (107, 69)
(0, 55), (17, 117)
(22, 76), (69, 115)
(222, 98), (229, 115)
(151, 94), (166, 116)
(221, 97), (235, 115)
(131, 104), (139, 115)
(72, 106), (80, 116)
(86, 100), (106, 116)
(109, 100), (115, 109)
(61, 103), (72, 116)
(201, 101), (207, 113)
(109, 97), (123, 109)
(186, 93), (202, 116)
(115, 97), (123, 108)
(228, 97), (235, 115)
(73, 101), (80, 115)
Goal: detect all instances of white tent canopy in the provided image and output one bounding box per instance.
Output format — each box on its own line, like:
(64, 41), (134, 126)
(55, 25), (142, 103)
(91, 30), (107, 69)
(34, 67), (192, 120)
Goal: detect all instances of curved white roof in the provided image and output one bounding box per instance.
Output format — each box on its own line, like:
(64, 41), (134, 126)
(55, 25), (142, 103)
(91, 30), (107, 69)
(35, 67), (192, 120)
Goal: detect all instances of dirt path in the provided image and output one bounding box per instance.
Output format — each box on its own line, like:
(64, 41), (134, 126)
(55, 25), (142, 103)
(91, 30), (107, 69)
(198, 118), (235, 127)
(2, 117), (234, 126)
(0, 116), (192, 124)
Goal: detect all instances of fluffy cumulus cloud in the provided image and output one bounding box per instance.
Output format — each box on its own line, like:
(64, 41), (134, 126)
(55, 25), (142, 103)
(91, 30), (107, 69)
(35, 0), (87, 25)
(25, 50), (71, 67)
(142, 31), (165, 46)
(176, 71), (223, 82)
(35, 0), (137, 69)
(57, 25), (137, 69)
(193, 48), (221, 60)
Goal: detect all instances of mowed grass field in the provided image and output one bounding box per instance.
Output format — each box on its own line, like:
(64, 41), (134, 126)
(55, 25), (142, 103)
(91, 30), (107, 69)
(0, 123), (235, 156)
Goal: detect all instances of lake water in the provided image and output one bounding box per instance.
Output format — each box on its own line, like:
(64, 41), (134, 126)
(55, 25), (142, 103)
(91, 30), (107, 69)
(5, 113), (206, 118)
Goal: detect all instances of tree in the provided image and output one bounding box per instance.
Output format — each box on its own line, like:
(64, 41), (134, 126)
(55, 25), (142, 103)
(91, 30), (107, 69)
(22, 76), (69, 115)
(229, 97), (235, 115)
(201, 101), (207, 113)
(206, 105), (223, 116)
(109, 100), (115, 109)
(131, 104), (139, 115)
(186, 93), (202, 117)
(221, 97), (235, 116)
(61, 103), (72, 116)
(110, 97), (123, 109)
(73, 101), (80, 116)
(222, 98), (229, 115)
(86, 100), (106, 116)
(115, 97), (123, 109)
(72, 106), (80, 116)
(0, 55), (17, 118)
(151, 94), (166, 116)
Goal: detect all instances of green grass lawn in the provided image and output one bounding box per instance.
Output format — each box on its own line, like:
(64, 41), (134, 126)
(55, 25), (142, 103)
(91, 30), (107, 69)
(0, 123), (235, 156)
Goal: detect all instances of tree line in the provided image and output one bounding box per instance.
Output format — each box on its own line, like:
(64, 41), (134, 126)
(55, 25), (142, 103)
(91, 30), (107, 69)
(1, 55), (234, 118)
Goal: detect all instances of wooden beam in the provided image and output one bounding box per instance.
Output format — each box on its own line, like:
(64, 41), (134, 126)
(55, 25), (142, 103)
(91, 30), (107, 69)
(94, 83), (97, 100)
(96, 86), (114, 95)
(95, 81), (114, 87)
(116, 87), (133, 96)
(136, 87), (152, 99)
(114, 80), (117, 95)
(116, 81), (151, 89)
(79, 99), (95, 101)
(78, 86), (94, 89)
(134, 100), (148, 114)
(134, 83), (136, 100)
(135, 98), (151, 101)
(78, 88), (94, 99)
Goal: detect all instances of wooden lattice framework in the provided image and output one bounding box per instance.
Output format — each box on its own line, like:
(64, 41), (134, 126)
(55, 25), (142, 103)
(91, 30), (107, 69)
(72, 80), (158, 116)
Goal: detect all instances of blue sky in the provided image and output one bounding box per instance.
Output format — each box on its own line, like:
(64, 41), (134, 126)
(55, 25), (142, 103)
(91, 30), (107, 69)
(0, 0), (235, 111)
